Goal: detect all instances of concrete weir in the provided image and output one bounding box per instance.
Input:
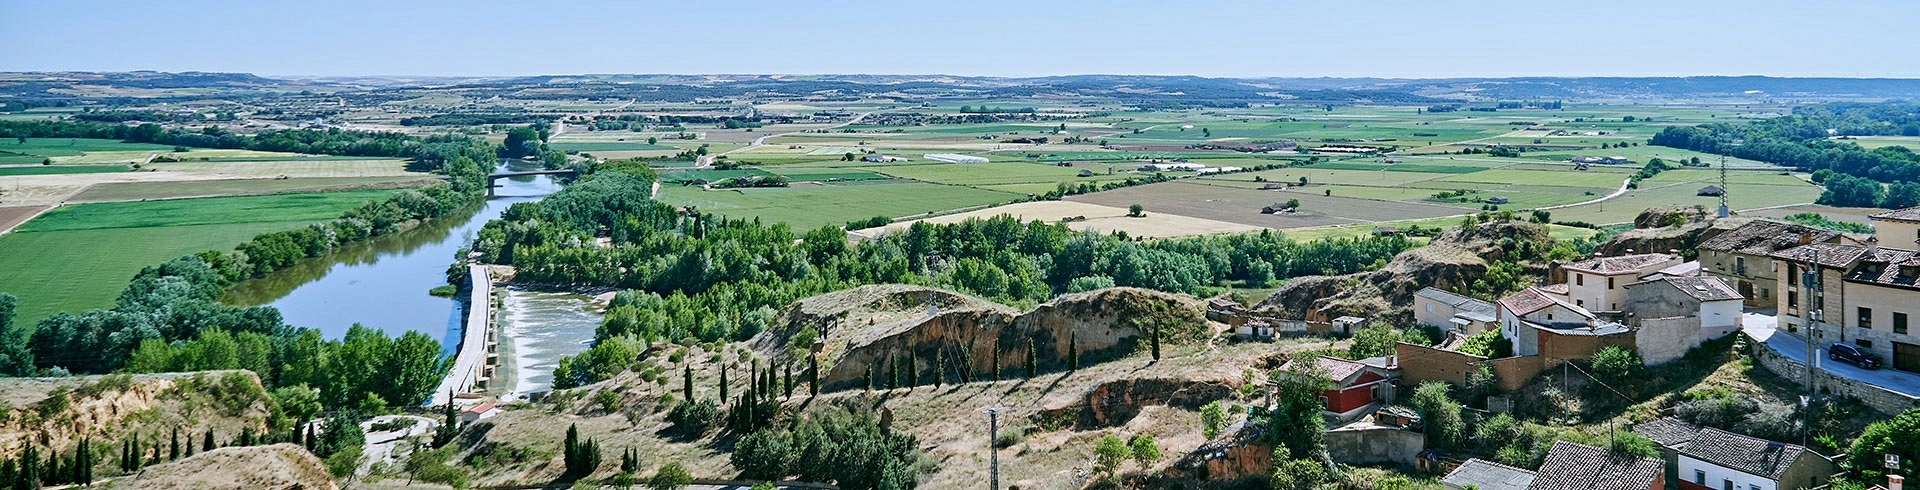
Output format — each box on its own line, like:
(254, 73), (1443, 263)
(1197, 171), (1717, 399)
(429, 265), (497, 406)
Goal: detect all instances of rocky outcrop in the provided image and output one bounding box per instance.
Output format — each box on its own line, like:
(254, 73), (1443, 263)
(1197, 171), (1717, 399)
(0, 371), (272, 460)
(119, 443), (338, 490)
(1036, 377), (1236, 429)
(751, 285), (1216, 392)
(1255, 220), (1552, 322)
(1595, 213), (1750, 257)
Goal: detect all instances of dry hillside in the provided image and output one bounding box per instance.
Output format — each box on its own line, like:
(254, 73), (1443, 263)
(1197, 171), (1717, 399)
(0, 371), (275, 461)
(1256, 219), (1555, 322)
(118, 443), (338, 490)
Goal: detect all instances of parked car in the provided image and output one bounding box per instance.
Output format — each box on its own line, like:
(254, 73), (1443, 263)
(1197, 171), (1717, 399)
(1828, 343), (1882, 370)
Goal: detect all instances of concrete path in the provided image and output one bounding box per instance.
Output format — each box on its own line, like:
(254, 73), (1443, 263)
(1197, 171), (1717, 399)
(429, 265), (493, 407)
(1742, 311), (1920, 398)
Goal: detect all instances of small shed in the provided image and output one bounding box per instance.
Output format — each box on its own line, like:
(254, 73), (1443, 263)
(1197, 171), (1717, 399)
(1332, 316), (1368, 335)
(1485, 197), (1509, 205)
(1077, 169), (1094, 177)
(1697, 185), (1724, 197)
(1262, 203), (1294, 214)
(1373, 226), (1402, 236)
(460, 401), (500, 424)
(1262, 182), (1288, 190)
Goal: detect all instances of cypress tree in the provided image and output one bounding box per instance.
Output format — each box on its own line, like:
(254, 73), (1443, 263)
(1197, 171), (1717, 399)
(863, 365), (873, 392)
(683, 364), (694, 401)
(563, 424), (580, 475)
(131, 436), (142, 469)
(170, 427), (180, 461)
(1025, 339), (1038, 378)
(751, 358), (761, 396)
(886, 353), (899, 390)
(185, 431), (195, 457)
(807, 355), (819, 397)
(719, 363), (729, 401)
(78, 438), (91, 484)
(993, 339), (1002, 381)
(933, 348), (944, 388)
(783, 362), (794, 399)
(1068, 332), (1079, 371)
(1151, 321), (1161, 361)
(20, 444), (38, 487)
(203, 430), (214, 452)
(906, 350), (918, 389)
(119, 440), (128, 473)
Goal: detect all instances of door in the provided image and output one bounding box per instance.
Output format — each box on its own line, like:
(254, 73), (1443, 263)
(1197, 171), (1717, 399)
(1896, 342), (1920, 373)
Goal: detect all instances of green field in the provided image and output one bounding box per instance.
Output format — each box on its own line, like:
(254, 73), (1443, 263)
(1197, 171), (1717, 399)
(67, 176), (432, 202)
(0, 138), (176, 157)
(0, 165), (131, 176)
(547, 142), (679, 152)
(0, 190), (397, 324)
(656, 183), (1022, 230)
(656, 168), (773, 183)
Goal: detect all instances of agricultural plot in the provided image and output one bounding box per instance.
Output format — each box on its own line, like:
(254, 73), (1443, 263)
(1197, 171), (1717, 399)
(0, 165), (131, 176)
(1545, 171), (1821, 225)
(655, 182), (1024, 231)
(146, 159), (419, 178)
(0, 190), (397, 323)
(761, 167), (895, 182)
(67, 176), (434, 202)
(546, 142), (679, 152)
(1832, 136), (1920, 150)
(1066, 181), (1465, 229)
(656, 168), (772, 183)
(870, 162), (1137, 186)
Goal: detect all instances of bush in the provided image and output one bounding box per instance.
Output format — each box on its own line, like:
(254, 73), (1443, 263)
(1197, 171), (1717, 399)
(1411, 382), (1463, 449)
(666, 399), (721, 436)
(1590, 346), (1642, 385)
(1200, 401), (1227, 440)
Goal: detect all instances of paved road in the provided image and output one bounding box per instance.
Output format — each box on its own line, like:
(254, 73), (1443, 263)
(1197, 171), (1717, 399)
(1743, 311), (1920, 397)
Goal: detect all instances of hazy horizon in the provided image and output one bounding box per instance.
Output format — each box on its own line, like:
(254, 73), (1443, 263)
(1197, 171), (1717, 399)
(5, 0), (1917, 79)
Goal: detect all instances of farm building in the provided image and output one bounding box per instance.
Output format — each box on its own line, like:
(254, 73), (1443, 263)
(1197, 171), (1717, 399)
(1077, 169), (1094, 177)
(1486, 197), (1510, 204)
(1311, 146), (1384, 154)
(461, 401), (500, 423)
(860, 155), (907, 163)
(1139, 163), (1206, 171)
(1697, 185), (1724, 197)
(1570, 156), (1631, 165)
(1196, 166), (1243, 175)
(1262, 202), (1296, 214)
(1262, 182), (1288, 190)
(923, 153), (988, 163)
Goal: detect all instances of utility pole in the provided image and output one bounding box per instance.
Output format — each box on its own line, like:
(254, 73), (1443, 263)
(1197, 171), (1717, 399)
(984, 407), (1008, 490)
(1717, 153), (1730, 218)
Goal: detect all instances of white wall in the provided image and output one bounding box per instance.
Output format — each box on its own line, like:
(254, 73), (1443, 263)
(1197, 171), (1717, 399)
(1702, 299), (1743, 337)
(1680, 455), (1776, 490)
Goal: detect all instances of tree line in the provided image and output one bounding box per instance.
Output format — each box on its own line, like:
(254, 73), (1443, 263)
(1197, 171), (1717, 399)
(0, 120), (493, 164)
(1648, 102), (1920, 208)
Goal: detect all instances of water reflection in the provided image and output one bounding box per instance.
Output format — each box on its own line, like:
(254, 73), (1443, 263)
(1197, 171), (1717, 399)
(221, 161), (562, 346)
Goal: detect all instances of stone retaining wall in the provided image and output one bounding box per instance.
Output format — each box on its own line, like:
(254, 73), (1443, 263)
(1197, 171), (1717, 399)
(1745, 332), (1919, 415)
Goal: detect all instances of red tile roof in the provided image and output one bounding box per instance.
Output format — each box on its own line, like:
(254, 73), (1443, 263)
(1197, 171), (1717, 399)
(1870, 206), (1920, 223)
(1498, 288), (1559, 316)
(1280, 355), (1370, 385)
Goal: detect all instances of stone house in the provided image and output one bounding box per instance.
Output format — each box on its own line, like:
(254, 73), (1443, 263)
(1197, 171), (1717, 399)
(1697, 220), (1846, 307)
(1622, 276), (1745, 364)
(1771, 239), (1920, 373)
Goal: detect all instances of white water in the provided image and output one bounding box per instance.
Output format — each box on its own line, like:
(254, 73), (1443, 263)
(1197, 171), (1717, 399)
(499, 288), (602, 399)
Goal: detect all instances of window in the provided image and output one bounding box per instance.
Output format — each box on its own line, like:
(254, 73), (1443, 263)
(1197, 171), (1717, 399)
(1861, 307), (1874, 329)
(1425, 304), (1433, 313)
(1762, 287), (1769, 299)
(1858, 339), (1874, 349)
(1751, 485), (1762, 490)
(1577, 299), (1585, 307)
(1736, 257), (1747, 274)
(1576, 274), (1584, 286)
(1789, 290), (1799, 309)
(1724, 479), (1734, 490)
(1608, 277), (1615, 289)
(1695, 470), (1706, 484)
(1898, 312), (1910, 335)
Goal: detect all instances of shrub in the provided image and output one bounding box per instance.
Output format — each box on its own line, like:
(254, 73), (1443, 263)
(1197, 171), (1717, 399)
(666, 399), (721, 436)
(593, 390), (621, 413)
(1590, 346), (1642, 385)
(1200, 401), (1227, 440)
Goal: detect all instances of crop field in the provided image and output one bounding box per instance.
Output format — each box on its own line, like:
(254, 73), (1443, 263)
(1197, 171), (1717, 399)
(1829, 136), (1920, 150)
(0, 165), (131, 176)
(761, 167), (896, 182)
(1067, 180), (1465, 229)
(66, 176), (435, 202)
(656, 168), (772, 183)
(869, 162), (1138, 186)
(546, 142), (679, 152)
(0, 189), (397, 323)
(146, 158), (420, 178)
(655, 182), (1022, 231)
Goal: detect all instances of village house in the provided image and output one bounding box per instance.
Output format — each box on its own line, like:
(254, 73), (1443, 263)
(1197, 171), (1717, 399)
(1621, 275), (1744, 364)
(1277, 355), (1399, 421)
(1770, 234), (1920, 373)
(1413, 287), (1499, 336)
(1552, 252), (1684, 313)
(1679, 427), (1834, 490)
(460, 401), (500, 424)
(1447, 441), (1665, 490)
(1697, 220), (1847, 307)
(1498, 287), (1600, 357)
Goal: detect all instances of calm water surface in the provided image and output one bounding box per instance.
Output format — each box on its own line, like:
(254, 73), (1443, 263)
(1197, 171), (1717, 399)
(223, 161), (564, 354)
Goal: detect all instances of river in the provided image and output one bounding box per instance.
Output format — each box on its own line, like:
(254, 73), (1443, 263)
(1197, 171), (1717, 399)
(224, 160), (599, 386)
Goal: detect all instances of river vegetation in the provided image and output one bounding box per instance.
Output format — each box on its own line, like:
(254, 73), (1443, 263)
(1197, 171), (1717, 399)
(0, 123), (495, 417)
(474, 163), (1418, 389)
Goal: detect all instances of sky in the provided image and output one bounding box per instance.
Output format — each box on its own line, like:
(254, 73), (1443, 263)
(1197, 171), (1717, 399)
(4, 0), (1917, 79)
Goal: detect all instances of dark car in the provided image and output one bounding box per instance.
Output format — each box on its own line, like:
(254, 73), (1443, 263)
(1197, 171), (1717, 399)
(1829, 343), (1882, 370)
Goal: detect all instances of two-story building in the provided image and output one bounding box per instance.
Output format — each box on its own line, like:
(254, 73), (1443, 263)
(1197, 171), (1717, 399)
(1697, 220), (1848, 307)
(1557, 252), (1685, 313)
(1622, 276), (1745, 364)
(1769, 238), (1920, 373)
(1498, 287), (1599, 357)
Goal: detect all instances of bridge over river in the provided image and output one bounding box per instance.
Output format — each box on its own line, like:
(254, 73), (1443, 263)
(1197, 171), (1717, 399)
(486, 169), (575, 195)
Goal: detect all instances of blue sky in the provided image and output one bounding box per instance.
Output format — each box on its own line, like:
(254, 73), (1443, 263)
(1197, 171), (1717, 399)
(3, 0), (1916, 78)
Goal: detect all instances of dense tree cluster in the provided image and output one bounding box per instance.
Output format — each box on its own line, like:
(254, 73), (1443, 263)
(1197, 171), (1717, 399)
(1649, 102), (1920, 208)
(0, 120), (494, 165)
(725, 408), (922, 490)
